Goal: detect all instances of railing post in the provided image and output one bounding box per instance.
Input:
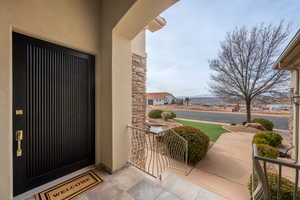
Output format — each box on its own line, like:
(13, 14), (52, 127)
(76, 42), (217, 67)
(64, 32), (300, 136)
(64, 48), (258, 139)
(252, 144), (271, 200)
(277, 164), (282, 200)
(252, 144), (300, 200)
(294, 169), (299, 200)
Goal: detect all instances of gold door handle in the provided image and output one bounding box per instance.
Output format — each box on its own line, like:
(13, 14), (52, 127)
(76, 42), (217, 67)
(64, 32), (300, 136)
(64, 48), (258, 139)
(16, 130), (24, 157)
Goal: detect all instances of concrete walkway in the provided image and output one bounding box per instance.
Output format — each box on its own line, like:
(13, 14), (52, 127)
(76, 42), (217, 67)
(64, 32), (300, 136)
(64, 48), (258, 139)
(170, 132), (254, 200)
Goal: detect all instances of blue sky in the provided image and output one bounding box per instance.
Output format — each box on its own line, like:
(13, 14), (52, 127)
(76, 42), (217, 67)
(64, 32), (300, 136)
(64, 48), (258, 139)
(146, 0), (300, 97)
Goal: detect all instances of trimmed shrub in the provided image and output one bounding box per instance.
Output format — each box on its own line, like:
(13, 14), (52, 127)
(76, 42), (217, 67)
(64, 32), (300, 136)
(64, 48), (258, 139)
(256, 144), (279, 159)
(148, 109), (163, 119)
(161, 111), (176, 120)
(165, 110), (176, 119)
(251, 118), (274, 131)
(148, 110), (176, 119)
(253, 132), (283, 147)
(161, 111), (173, 121)
(171, 126), (209, 165)
(248, 173), (300, 199)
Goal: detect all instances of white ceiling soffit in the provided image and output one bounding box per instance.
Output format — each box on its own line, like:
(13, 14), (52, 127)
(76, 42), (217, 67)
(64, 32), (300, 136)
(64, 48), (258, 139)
(274, 29), (300, 70)
(113, 0), (178, 40)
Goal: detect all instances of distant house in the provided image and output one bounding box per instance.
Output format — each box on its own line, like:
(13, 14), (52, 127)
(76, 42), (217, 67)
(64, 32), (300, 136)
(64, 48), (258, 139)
(147, 92), (176, 105)
(265, 104), (290, 111)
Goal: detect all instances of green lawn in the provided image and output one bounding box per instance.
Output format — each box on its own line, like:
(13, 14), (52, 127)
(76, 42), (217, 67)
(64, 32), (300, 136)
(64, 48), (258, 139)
(175, 119), (229, 141)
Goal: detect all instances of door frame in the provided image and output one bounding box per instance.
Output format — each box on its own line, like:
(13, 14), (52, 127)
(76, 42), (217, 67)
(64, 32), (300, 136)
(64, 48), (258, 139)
(12, 32), (96, 196)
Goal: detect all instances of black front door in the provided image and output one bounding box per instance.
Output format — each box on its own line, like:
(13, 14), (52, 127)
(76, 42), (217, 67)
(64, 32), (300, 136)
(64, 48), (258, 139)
(13, 32), (95, 196)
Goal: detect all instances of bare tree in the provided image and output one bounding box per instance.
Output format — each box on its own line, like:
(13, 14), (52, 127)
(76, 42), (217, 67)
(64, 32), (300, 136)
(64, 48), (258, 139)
(209, 22), (290, 122)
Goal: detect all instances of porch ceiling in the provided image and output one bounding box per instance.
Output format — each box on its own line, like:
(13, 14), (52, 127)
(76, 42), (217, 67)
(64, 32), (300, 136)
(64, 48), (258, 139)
(274, 29), (300, 70)
(113, 0), (178, 39)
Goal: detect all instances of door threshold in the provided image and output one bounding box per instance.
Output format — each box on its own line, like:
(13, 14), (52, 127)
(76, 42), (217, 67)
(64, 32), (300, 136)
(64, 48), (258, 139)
(13, 165), (96, 200)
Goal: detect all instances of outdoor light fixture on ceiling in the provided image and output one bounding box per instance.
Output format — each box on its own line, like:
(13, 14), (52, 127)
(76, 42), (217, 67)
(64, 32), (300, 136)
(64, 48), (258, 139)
(292, 95), (300, 104)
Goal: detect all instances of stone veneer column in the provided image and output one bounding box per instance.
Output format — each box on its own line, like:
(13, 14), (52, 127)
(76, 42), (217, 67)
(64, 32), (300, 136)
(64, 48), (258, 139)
(130, 53), (147, 168)
(132, 53), (147, 128)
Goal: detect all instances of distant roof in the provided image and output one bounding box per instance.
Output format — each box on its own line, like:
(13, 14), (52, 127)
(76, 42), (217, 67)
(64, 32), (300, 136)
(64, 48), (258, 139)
(274, 29), (300, 70)
(147, 92), (175, 99)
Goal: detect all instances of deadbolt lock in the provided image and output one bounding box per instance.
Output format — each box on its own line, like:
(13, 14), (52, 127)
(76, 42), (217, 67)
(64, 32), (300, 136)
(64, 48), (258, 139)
(16, 130), (23, 157)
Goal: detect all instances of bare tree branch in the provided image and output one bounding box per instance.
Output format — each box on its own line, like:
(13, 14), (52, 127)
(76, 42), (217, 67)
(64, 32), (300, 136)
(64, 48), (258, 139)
(209, 21), (290, 122)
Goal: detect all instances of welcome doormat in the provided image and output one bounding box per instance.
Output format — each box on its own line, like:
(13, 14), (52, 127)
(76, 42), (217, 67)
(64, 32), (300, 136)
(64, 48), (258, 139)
(36, 170), (103, 200)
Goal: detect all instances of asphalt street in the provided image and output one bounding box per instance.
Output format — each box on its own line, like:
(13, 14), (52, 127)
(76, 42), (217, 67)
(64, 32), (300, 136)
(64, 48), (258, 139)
(174, 109), (289, 130)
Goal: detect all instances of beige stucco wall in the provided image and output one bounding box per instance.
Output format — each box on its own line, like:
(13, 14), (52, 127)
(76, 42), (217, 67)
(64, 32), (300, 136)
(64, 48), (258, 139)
(132, 30), (146, 57)
(0, 0), (177, 199)
(0, 1), (104, 199)
(97, 0), (138, 174)
(111, 32), (133, 170)
(104, 0), (177, 172)
(290, 70), (300, 162)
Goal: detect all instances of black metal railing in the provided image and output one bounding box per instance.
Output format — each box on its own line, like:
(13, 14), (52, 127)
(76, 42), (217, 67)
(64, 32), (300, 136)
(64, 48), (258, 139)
(252, 144), (300, 200)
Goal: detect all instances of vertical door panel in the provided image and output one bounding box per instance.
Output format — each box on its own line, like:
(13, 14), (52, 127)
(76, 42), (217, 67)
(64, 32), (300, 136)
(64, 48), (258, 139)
(13, 33), (95, 196)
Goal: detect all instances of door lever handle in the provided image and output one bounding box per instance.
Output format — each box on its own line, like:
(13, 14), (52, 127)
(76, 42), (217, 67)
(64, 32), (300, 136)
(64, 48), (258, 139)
(16, 130), (24, 157)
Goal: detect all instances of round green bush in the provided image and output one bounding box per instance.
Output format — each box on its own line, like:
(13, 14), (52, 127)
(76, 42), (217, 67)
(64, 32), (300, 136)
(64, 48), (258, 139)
(171, 126), (210, 165)
(161, 111), (173, 121)
(251, 118), (274, 131)
(161, 111), (176, 120)
(248, 173), (300, 199)
(252, 132), (283, 147)
(148, 109), (163, 118)
(164, 110), (176, 119)
(256, 144), (279, 159)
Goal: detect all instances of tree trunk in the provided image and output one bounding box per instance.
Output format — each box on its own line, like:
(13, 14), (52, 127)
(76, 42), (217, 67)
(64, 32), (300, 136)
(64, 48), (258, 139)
(246, 100), (251, 122)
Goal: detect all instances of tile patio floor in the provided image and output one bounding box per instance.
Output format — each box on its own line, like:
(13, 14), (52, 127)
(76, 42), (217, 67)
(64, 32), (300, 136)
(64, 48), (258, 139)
(19, 130), (254, 200)
(24, 166), (224, 200)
